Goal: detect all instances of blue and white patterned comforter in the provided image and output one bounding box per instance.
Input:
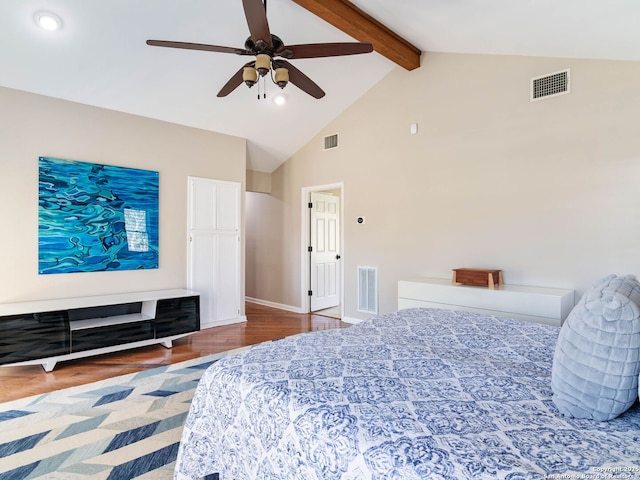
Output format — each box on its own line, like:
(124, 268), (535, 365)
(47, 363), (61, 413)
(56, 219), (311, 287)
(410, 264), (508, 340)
(174, 308), (640, 480)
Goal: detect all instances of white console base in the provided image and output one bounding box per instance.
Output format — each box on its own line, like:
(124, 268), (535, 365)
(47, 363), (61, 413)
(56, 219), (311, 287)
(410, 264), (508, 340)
(31, 335), (183, 373)
(398, 277), (575, 327)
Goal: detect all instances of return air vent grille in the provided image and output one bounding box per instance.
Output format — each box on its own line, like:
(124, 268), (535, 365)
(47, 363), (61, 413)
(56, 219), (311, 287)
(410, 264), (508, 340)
(357, 266), (378, 314)
(323, 133), (338, 151)
(531, 69), (570, 101)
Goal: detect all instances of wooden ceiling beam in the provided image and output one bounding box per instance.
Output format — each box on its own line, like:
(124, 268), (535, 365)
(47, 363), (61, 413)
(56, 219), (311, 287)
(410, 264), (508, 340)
(290, 0), (421, 71)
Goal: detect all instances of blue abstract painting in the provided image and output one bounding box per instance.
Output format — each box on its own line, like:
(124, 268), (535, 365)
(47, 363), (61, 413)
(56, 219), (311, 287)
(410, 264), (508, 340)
(38, 157), (159, 274)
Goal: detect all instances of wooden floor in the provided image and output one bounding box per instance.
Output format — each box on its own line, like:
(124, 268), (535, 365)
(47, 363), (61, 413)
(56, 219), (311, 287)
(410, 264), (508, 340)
(0, 302), (349, 403)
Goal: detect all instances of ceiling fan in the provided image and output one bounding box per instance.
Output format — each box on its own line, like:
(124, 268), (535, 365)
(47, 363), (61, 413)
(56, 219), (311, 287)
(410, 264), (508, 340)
(146, 0), (374, 99)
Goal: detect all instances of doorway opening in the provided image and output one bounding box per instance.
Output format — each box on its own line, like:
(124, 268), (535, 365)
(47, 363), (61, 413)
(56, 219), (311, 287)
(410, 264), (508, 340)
(301, 183), (343, 318)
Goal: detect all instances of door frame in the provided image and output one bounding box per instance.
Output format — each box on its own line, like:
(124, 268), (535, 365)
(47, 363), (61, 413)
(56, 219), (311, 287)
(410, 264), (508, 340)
(300, 182), (344, 314)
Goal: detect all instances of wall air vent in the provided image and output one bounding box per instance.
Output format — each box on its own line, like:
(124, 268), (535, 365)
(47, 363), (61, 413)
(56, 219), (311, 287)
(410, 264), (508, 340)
(531, 69), (570, 101)
(323, 133), (339, 151)
(357, 266), (378, 314)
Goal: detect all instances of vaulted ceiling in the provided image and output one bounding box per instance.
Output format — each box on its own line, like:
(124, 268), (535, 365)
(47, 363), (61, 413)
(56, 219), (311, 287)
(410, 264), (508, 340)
(1, 1), (639, 172)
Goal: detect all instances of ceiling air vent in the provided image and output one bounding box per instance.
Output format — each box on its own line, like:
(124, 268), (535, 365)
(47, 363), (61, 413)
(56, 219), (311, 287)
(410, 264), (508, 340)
(530, 69), (570, 102)
(323, 133), (338, 151)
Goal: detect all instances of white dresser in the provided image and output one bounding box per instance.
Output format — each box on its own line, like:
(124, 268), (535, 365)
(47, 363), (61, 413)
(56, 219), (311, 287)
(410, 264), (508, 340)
(398, 277), (575, 326)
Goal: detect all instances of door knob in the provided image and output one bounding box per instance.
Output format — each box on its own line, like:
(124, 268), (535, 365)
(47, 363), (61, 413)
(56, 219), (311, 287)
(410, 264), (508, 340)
(336, 254), (341, 260)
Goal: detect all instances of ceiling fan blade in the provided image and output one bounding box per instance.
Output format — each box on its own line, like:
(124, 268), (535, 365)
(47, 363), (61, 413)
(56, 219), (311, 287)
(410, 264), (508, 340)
(282, 42), (373, 59)
(242, 0), (272, 48)
(217, 62), (254, 97)
(278, 60), (325, 99)
(146, 40), (252, 56)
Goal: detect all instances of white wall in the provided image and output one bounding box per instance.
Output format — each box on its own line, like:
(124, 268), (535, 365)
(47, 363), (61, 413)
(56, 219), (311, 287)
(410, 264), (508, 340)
(246, 53), (640, 320)
(0, 87), (246, 304)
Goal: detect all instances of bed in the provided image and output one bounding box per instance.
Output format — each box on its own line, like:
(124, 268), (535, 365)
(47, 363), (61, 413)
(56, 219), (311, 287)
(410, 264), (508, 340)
(174, 307), (640, 479)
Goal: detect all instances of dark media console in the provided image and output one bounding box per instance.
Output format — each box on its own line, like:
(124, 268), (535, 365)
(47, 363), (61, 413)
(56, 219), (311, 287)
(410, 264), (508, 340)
(0, 289), (200, 372)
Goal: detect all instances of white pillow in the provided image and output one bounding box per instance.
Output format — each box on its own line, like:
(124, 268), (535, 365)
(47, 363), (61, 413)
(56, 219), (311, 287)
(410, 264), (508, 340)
(551, 274), (640, 421)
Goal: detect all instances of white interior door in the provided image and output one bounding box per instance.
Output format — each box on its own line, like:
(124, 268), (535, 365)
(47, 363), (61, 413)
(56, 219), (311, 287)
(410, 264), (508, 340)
(187, 177), (241, 329)
(310, 191), (340, 311)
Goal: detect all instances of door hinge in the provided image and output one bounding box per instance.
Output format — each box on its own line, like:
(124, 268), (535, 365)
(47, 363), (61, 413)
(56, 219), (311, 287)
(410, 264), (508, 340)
(308, 246), (312, 252)
(308, 202), (313, 208)
(308, 290), (313, 296)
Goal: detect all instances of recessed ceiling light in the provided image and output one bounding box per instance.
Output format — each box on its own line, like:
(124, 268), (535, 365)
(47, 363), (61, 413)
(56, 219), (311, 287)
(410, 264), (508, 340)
(273, 94), (286, 106)
(34, 11), (63, 31)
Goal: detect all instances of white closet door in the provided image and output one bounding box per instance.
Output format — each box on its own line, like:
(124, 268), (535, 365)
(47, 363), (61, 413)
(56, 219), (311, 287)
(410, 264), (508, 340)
(187, 177), (241, 329)
(216, 182), (240, 231)
(190, 179), (217, 230)
(189, 230), (216, 326)
(215, 232), (240, 323)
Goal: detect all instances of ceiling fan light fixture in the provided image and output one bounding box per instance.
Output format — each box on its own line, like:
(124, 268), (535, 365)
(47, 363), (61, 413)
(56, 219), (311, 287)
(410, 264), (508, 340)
(255, 54), (271, 76)
(243, 67), (258, 87)
(274, 68), (289, 89)
(145, 0), (373, 99)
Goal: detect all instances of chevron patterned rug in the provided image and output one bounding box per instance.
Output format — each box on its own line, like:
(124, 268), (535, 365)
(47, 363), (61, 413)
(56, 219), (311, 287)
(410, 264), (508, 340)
(0, 348), (249, 480)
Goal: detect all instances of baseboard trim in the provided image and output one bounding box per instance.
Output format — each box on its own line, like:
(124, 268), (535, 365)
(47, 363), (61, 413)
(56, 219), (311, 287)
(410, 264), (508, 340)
(245, 297), (305, 314)
(200, 315), (247, 330)
(341, 316), (364, 325)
